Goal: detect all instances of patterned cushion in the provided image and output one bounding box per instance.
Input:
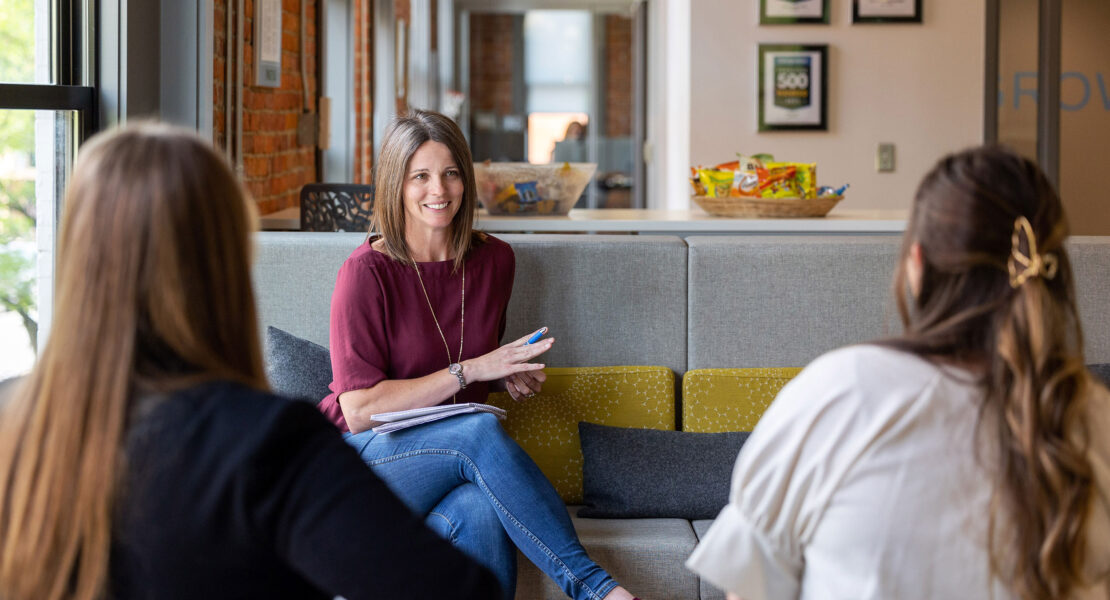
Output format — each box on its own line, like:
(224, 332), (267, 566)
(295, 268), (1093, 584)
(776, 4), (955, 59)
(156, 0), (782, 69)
(681, 368), (802, 433)
(486, 366), (675, 504)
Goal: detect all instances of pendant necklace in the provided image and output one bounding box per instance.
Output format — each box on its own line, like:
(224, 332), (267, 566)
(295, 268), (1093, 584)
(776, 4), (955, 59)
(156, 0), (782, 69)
(414, 260), (465, 404)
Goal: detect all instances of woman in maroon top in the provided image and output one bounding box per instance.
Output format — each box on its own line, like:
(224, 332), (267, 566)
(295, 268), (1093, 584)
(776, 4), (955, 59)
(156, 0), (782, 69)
(321, 110), (637, 600)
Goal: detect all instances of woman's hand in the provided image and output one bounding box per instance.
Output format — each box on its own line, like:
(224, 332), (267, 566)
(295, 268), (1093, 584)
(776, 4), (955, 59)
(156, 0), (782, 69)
(461, 331), (554, 387)
(504, 369), (546, 401)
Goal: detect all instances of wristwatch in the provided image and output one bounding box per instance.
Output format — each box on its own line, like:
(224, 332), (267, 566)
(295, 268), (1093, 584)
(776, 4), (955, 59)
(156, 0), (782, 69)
(448, 363), (467, 390)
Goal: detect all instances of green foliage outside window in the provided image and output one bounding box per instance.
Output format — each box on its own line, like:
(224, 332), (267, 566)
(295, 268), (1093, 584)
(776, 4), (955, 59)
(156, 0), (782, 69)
(0, 0), (39, 353)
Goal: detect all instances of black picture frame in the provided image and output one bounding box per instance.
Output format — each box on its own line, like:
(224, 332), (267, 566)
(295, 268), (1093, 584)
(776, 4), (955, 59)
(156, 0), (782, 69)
(759, 0), (830, 25)
(852, 0), (922, 24)
(757, 44), (828, 132)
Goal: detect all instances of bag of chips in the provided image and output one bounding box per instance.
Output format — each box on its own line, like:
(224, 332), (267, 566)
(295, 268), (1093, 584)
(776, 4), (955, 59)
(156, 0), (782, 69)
(697, 168), (735, 198)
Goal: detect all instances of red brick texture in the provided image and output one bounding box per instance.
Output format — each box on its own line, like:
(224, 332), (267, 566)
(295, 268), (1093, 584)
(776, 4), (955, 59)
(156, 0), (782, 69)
(604, 15), (632, 138)
(468, 13), (516, 115)
(352, 0), (373, 184)
(213, 0), (319, 215)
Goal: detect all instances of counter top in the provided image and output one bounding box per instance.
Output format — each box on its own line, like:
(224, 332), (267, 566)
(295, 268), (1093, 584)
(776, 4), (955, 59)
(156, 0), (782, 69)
(260, 207), (907, 234)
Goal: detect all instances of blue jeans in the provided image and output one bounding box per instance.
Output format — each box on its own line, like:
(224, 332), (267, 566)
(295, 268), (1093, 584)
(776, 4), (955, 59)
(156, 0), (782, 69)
(344, 412), (619, 600)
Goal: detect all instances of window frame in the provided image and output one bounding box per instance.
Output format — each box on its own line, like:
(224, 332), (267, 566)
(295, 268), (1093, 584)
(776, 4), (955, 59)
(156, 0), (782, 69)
(0, 0), (98, 349)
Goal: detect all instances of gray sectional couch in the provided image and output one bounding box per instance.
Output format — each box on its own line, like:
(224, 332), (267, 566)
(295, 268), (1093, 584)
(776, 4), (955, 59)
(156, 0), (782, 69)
(253, 232), (1110, 600)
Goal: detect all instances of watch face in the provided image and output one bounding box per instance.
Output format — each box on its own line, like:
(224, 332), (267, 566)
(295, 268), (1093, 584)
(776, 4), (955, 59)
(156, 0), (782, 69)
(449, 363), (462, 374)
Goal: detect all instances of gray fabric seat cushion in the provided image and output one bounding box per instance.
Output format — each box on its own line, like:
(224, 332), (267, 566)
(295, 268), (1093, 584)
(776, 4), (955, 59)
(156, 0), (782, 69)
(514, 506), (699, 600)
(692, 520), (727, 600)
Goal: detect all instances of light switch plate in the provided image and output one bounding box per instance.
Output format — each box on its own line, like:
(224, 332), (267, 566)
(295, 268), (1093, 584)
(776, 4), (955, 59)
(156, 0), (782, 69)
(877, 143), (896, 172)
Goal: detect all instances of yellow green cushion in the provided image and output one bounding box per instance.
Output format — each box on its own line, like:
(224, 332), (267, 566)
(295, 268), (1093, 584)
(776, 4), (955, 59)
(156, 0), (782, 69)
(487, 366), (675, 504)
(681, 368), (802, 433)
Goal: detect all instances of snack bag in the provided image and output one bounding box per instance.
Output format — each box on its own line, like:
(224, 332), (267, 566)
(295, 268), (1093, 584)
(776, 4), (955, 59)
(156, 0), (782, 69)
(767, 162), (817, 199)
(731, 170), (760, 197)
(514, 181), (541, 204)
(757, 164), (802, 198)
(794, 163), (817, 199)
(697, 168), (735, 198)
(690, 167), (707, 195)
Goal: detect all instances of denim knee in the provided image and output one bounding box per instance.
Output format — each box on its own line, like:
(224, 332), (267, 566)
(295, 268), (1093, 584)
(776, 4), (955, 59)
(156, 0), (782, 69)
(428, 483), (501, 543)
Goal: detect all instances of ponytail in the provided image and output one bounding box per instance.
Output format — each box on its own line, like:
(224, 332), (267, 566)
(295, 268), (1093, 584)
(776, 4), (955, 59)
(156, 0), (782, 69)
(985, 221), (1093, 599)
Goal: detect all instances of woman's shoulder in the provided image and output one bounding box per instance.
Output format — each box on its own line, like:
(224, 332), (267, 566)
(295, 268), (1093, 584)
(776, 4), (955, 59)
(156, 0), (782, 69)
(474, 233), (512, 254)
(771, 344), (971, 425)
(344, 238), (390, 269)
(336, 238), (405, 287)
(801, 344), (948, 390)
(470, 233), (514, 265)
(144, 381), (333, 445)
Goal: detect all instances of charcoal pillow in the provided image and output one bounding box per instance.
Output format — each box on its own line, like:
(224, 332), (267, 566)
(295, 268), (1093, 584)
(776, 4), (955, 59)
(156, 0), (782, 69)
(577, 422), (750, 520)
(1090, 364), (1110, 388)
(265, 326), (333, 402)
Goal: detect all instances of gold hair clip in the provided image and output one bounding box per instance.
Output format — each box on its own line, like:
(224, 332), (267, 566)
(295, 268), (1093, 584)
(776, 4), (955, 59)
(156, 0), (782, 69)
(1008, 216), (1057, 288)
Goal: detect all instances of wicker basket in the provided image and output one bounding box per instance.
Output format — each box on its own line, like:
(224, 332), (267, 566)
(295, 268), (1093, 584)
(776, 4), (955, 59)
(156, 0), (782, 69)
(692, 194), (843, 218)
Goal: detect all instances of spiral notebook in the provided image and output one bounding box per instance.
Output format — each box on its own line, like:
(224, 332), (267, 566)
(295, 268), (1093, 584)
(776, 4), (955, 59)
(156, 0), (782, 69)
(370, 403), (507, 434)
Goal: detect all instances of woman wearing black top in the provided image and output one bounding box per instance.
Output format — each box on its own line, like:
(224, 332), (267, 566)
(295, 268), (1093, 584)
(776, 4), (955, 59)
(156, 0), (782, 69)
(0, 123), (498, 600)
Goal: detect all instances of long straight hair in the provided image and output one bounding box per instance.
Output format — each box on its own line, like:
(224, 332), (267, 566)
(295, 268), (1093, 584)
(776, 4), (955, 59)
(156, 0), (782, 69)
(370, 109), (483, 272)
(0, 123), (267, 600)
(886, 146), (1093, 599)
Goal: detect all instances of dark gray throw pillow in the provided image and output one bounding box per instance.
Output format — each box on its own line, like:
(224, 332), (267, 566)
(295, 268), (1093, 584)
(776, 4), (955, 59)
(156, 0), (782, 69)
(265, 326), (333, 402)
(1090, 364), (1110, 388)
(577, 422), (750, 520)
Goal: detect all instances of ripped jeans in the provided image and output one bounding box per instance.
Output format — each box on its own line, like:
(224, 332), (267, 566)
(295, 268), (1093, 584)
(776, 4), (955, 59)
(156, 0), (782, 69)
(344, 412), (618, 600)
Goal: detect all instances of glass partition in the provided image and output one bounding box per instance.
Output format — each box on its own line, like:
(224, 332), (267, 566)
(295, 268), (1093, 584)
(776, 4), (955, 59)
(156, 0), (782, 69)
(1059, 0), (1110, 235)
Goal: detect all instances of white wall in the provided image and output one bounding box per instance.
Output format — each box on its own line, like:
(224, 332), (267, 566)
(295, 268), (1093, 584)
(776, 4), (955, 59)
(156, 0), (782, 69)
(689, 0), (985, 212)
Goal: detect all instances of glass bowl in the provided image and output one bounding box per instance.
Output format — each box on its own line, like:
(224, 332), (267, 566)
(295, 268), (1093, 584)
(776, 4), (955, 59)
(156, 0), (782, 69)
(473, 162), (597, 216)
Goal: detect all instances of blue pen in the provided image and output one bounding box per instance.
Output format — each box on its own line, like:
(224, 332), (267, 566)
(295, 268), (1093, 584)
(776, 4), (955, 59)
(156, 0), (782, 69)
(525, 327), (548, 345)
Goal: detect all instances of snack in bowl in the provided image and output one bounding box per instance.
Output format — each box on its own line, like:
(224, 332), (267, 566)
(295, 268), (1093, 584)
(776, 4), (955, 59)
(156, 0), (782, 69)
(689, 154), (845, 217)
(474, 161), (597, 215)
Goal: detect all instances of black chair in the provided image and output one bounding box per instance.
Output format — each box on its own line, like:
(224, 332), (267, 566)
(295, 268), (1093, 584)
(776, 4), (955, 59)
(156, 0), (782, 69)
(299, 183), (375, 232)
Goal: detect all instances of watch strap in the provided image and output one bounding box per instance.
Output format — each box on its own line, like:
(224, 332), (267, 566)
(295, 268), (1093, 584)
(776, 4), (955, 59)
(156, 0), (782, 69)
(449, 363), (467, 389)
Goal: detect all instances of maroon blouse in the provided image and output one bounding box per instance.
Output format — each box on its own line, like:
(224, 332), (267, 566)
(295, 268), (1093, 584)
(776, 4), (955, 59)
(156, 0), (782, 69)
(318, 235), (516, 432)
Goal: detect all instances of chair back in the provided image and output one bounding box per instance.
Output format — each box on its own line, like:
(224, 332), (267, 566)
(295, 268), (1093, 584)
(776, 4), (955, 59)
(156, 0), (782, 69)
(299, 183), (375, 232)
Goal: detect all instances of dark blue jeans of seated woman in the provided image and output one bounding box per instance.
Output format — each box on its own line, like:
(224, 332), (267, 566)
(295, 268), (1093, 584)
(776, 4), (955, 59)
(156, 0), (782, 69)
(344, 412), (618, 600)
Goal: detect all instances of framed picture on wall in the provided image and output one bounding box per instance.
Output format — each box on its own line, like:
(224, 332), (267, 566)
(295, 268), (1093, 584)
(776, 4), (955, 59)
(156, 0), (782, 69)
(852, 0), (922, 24)
(758, 44), (828, 131)
(760, 0), (830, 25)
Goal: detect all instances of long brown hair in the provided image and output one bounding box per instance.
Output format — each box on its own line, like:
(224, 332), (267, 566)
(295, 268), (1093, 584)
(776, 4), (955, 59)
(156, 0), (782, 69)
(0, 123), (267, 600)
(370, 108), (483, 271)
(888, 145), (1093, 599)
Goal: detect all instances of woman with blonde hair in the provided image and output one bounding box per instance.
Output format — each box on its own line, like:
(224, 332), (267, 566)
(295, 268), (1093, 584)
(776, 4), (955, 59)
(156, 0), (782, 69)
(0, 123), (498, 600)
(688, 146), (1110, 599)
(321, 109), (637, 600)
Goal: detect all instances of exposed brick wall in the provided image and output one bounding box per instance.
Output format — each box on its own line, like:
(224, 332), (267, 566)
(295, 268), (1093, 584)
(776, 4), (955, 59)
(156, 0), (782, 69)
(604, 15), (632, 138)
(213, 0), (318, 215)
(352, 0), (373, 184)
(469, 13), (515, 115)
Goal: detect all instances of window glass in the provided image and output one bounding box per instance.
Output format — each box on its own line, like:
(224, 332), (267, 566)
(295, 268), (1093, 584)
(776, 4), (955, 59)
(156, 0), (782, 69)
(0, 109), (38, 376)
(997, 0), (1038, 161)
(1059, 0), (1110, 235)
(0, 0), (44, 84)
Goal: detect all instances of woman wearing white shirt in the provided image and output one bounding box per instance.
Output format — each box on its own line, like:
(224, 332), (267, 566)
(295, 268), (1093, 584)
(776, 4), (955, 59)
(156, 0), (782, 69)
(687, 146), (1110, 600)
